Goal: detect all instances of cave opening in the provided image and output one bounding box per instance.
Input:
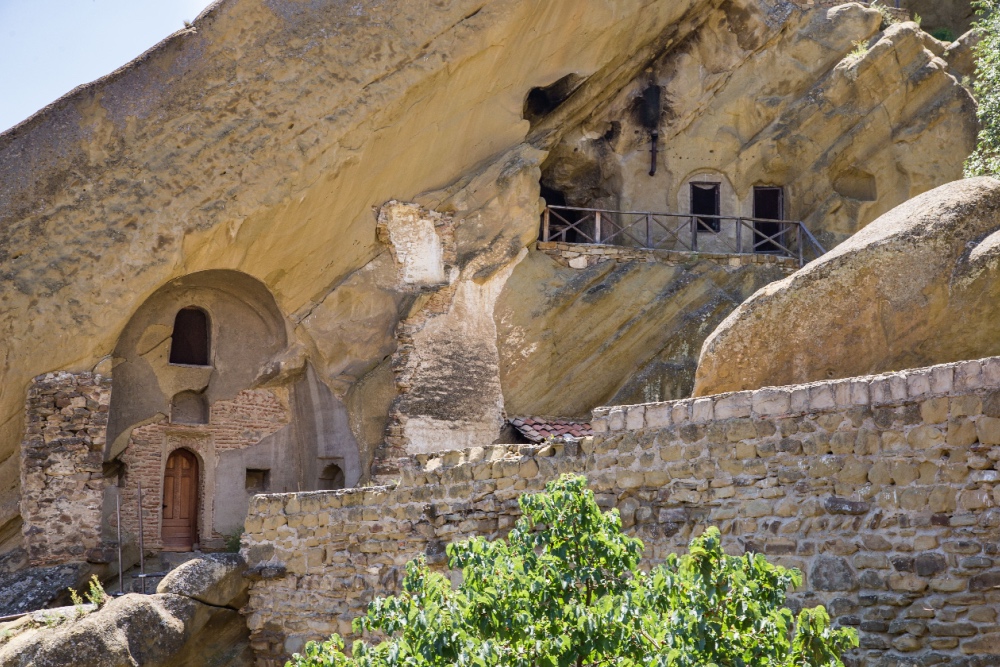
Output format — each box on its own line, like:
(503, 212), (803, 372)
(523, 74), (582, 126)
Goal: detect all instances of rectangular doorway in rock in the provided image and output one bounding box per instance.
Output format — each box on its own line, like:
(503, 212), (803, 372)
(690, 182), (720, 232)
(162, 448), (199, 551)
(752, 186), (784, 253)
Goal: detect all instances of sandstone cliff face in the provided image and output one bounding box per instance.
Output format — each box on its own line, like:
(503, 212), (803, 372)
(694, 177), (1000, 396)
(541, 7), (977, 251)
(0, 0), (709, 545)
(0, 0), (980, 555)
(496, 249), (790, 417)
(496, 2), (977, 417)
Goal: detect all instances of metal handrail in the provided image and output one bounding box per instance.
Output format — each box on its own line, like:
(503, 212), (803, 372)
(541, 205), (826, 267)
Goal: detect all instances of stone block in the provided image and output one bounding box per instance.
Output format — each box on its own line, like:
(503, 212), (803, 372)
(811, 556), (858, 592)
(608, 408), (625, 431)
(671, 400), (691, 424)
(824, 497), (871, 515)
(714, 392), (752, 419)
(957, 360), (984, 390)
(929, 365), (955, 394)
(871, 378), (893, 405)
(850, 379), (870, 405)
(691, 398), (714, 423)
(907, 425), (944, 450)
(920, 397), (949, 424)
(644, 404), (671, 428)
(969, 571), (1000, 592)
(809, 383), (837, 412)
(984, 357), (1000, 386)
(625, 406), (645, 430)
(961, 632), (1000, 654)
(906, 371), (931, 398)
(889, 374), (908, 401)
(789, 387), (808, 413)
(830, 380), (851, 408)
(977, 416), (1000, 445)
(752, 388), (790, 416)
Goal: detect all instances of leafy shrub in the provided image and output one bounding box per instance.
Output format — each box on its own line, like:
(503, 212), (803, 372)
(225, 524), (245, 553)
(288, 475), (857, 667)
(85, 575), (107, 608)
(931, 27), (957, 42)
(967, 0), (1000, 176)
(871, 1), (901, 29)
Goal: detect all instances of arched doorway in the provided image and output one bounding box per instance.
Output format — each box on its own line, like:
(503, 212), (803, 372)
(162, 449), (199, 551)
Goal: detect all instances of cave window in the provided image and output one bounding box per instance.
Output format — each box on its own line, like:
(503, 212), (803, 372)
(690, 182), (721, 232)
(169, 307), (211, 366)
(245, 469), (270, 494)
(318, 462), (346, 491)
(523, 74), (582, 126)
(171, 391), (209, 425)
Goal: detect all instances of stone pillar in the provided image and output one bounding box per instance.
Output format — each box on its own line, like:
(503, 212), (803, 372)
(20, 372), (112, 566)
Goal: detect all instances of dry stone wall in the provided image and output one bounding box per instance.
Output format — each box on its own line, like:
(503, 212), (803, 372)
(20, 372), (112, 566)
(243, 355), (1000, 667)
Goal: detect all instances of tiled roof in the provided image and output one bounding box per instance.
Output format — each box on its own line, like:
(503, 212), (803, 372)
(510, 416), (592, 443)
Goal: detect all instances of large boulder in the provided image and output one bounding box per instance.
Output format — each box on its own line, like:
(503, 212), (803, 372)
(694, 177), (1000, 395)
(0, 562), (89, 616)
(0, 593), (250, 667)
(156, 553), (248, 608)
(0, 555), (251, 666)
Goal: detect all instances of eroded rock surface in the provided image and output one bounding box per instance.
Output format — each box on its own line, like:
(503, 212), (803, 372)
(694, 177), (1000, 395)
(0, 0), (980, 555)
(496, 249), (789, 417)
(156, 553), (248, 608)
(0, 562), (88, 616)
(0, 555), (251, 667)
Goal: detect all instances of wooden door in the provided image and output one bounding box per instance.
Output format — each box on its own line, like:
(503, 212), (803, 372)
(162, 449), (198, 551)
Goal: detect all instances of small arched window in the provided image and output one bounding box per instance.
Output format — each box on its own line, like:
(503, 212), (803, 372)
(318, 463), (345, 491)
(169, 307), (210, 366)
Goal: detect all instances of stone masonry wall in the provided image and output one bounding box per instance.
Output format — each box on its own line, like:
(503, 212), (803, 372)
(20, 372), (112, 567)
(537, 241), (800, 272)
(243, 356), (1000, 667)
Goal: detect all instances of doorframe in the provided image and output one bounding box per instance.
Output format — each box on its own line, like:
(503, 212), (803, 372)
(161, 446), (201, 552)
(752, 185), (784, 220)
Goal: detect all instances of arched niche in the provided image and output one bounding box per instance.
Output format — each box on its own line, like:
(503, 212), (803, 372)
(107, 270), (288, 459)
(318, 462), (345, 491)
(171, 391), (209, 425)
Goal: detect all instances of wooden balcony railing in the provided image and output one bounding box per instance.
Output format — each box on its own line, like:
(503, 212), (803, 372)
(541, 205), (827, 267)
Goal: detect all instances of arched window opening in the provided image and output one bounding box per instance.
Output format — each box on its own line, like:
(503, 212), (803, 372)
(318, 462), (345, 491)
(171, 391), (209, 425)
(169, 307), (210, 366)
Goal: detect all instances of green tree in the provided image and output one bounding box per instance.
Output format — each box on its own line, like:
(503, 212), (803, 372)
(289, 475), (857, 667)
(966, 0), (1000, 176)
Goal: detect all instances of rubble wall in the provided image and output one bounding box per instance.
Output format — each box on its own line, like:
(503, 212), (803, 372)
(243, 355), (1000, 666)
(20, 372), (112, 566)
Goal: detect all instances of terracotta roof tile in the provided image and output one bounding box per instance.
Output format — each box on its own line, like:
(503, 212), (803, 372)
(510, 416), (593, 443)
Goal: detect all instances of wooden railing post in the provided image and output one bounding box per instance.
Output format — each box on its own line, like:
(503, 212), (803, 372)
(646, 214), (652, 248)
(691, 216), (698, 252)
(798, 223), (804, 267)
(736, 217), (743, 253)
(594, 210), (602, 244)
(542, 207), (550, 242)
